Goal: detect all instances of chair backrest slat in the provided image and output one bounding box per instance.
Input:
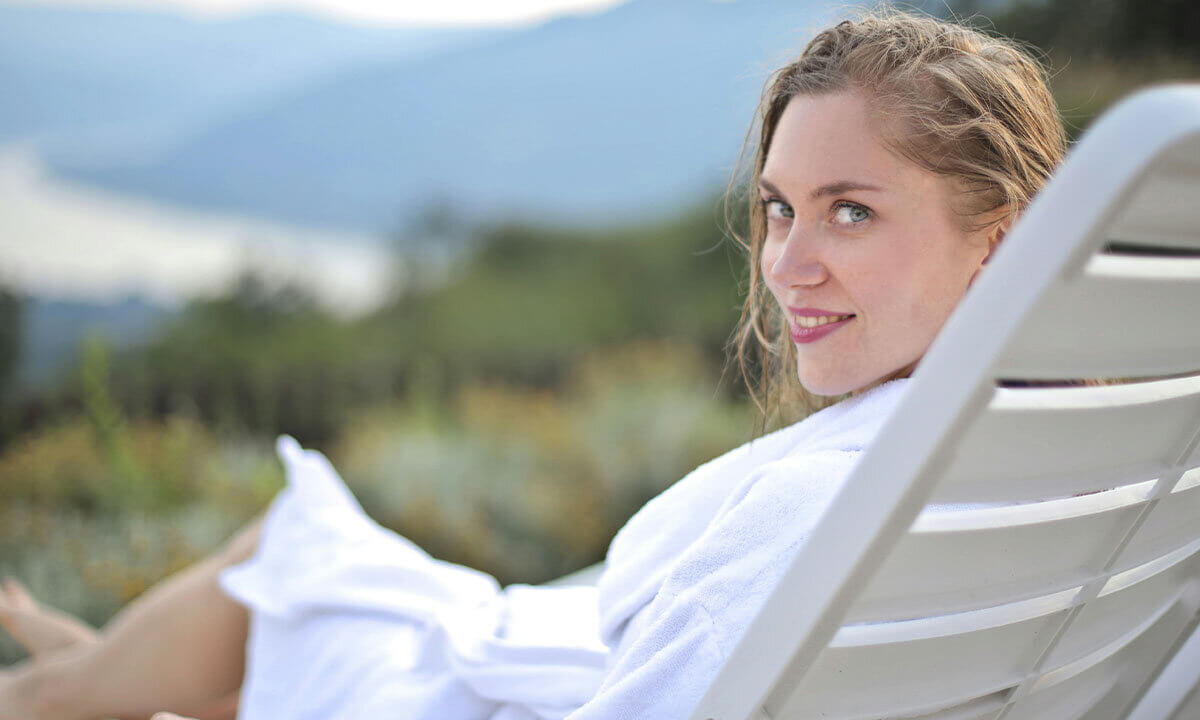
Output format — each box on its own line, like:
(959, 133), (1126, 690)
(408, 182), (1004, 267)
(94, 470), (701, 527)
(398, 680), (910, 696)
(1115, 475), (1200, 574)
(773, 554), (1200, 718)
(930, 379), (1200, 504)
(993, 255), (1200, 380)
(1107, 143), (1200, 250)
(847, 484), (1156, 623)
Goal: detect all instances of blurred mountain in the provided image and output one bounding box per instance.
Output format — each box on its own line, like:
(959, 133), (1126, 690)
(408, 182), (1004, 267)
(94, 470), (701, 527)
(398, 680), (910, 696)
(42, 0), (836, 235)
(0, 3), (497, 164)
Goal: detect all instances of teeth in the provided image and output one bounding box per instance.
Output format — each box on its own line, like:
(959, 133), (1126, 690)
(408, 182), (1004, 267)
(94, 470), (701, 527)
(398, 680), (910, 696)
(796, 314), (851, 328)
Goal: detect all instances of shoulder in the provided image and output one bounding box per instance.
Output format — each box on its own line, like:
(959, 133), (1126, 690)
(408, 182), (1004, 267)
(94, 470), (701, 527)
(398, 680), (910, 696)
(600, 380), (909, 642)
(597, 420), (817, 636)
(603, 418), (815, 573)
(657, 449), (863, 644)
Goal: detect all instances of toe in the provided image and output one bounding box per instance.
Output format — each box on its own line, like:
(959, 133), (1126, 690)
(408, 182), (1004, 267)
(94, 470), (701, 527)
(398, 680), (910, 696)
(0, 579), (35, 611)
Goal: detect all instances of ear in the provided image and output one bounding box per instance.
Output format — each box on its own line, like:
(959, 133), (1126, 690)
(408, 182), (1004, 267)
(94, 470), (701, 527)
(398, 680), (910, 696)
(970, 214), (1014, 285)
(983, 215), (1012, 263)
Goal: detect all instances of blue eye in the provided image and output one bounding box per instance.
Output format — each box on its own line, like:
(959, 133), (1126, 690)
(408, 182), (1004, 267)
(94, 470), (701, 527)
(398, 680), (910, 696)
(763, 198), (794, 220)
(834, 202), (870, 224)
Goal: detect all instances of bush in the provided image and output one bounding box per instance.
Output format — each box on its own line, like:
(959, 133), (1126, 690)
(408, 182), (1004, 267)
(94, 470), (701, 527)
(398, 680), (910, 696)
(332, 341), (753, 585)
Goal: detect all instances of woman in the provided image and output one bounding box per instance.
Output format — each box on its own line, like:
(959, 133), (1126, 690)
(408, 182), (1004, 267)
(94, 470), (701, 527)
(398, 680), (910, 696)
(0, 9), (1066, 720)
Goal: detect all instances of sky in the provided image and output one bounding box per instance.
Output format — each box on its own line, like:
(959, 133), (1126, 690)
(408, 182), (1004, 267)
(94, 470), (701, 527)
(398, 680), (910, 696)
(13, 0), (631, 26)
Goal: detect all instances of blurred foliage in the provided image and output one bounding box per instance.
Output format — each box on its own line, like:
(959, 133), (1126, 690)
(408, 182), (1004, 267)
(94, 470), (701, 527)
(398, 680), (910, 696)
(0, 354), (281, 663)
(0, 200), (752, 664)
(954, 0), (1200, 138)
(336, 341), (752, 587)
(0, 287), (20, 442)
(0, 337), (749, 663)
(106, 273), (368, 446)
(962, 0), (1199, 62)
(371, 208), (745, 388)
(16, 200), (745, 449)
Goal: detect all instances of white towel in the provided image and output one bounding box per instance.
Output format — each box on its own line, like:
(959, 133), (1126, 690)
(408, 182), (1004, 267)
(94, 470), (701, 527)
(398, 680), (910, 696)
(219, 379), (911, 719)
(221, 438), (608, 720)
(573, 378), (910, 718)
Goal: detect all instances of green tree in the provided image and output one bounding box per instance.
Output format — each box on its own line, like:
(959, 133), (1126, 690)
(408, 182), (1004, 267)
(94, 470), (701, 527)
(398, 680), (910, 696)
(0, 287), (23, 443)
(969, 0), (1200, 60)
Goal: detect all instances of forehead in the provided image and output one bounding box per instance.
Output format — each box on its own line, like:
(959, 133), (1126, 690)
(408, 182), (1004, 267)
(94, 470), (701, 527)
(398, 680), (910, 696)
(761, 90), (919, 192)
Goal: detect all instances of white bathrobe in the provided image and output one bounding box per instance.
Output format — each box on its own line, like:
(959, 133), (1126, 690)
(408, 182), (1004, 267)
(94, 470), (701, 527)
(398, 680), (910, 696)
(219, 378), (910, 720)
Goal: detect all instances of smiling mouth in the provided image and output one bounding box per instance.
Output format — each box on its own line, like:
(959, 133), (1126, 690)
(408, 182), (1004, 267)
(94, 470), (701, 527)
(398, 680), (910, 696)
(790, 314), (854, 344)
(794, 314), (854, 328)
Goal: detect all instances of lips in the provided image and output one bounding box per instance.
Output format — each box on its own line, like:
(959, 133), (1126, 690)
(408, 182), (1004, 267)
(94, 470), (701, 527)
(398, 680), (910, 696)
(788, 308), (855, 344)
(795, 313), (854, 328)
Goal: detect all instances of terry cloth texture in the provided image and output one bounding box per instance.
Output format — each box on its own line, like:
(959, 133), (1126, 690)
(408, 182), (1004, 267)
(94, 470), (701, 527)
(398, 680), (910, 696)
(219, 378), (911, 719)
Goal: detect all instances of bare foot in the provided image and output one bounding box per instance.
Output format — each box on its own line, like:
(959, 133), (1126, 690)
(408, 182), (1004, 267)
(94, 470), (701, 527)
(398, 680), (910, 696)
(0, 578), (98, 659)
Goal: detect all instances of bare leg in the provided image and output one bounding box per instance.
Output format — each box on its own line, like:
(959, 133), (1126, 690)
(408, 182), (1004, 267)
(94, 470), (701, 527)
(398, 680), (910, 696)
(0, 580), (238, 720)
(0, 517), (261, 720)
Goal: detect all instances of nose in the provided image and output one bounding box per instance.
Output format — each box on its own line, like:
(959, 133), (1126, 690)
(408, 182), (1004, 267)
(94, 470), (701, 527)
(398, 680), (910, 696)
(764, 226), (828, 289)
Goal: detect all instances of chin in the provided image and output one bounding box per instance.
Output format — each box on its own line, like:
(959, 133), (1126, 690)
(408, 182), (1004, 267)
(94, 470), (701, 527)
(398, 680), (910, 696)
(801, 384), (859, 398)
(798, 358), (920, 398)
(797, 368), (906, 398)
(795, 370), (862, 398)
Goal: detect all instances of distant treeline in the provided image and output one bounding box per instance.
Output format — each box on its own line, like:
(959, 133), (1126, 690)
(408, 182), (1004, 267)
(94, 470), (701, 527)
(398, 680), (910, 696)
(0, 289), (19, 439)
(3, 201), (747, 449)
(967, 0), (1199, 62)
(945, 0), (1200, 139)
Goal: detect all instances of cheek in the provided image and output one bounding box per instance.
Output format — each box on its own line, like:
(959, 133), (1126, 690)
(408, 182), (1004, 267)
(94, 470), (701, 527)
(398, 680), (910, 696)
(854, 252), (943, 336)
(759, 242), (782, 295)
(896, 255), (976, 339)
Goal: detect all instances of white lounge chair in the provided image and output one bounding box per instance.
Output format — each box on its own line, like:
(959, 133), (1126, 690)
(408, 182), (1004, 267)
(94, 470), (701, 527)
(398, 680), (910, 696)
(689, 84), (1200, 720)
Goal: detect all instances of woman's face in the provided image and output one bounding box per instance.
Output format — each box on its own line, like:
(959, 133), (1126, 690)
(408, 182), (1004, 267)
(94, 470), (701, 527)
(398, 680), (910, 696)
(759, 90), (995, 396)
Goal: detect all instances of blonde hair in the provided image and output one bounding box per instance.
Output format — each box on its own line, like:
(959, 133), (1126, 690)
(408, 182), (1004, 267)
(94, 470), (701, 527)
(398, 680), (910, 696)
(729, 8), (1067, 422)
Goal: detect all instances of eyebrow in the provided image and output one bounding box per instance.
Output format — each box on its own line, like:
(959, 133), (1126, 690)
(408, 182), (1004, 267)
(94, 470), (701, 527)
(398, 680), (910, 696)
(758, 177), (885, 200)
